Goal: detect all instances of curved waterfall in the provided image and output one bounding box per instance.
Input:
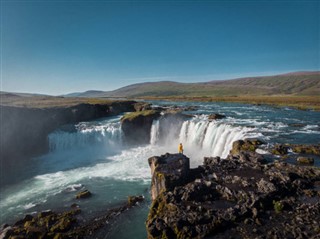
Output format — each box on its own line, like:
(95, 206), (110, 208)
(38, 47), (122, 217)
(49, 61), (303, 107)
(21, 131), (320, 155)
(48, 120), (123, 151)
(150, 115), (260, 158)
(48, 114), (260, 159)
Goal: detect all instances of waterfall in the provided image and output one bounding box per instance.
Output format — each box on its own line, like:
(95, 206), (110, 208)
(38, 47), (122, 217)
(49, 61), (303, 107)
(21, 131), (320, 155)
(150, 115), (260, 158)
(150, 120), (160, 145)
(48, 121), (122, 151)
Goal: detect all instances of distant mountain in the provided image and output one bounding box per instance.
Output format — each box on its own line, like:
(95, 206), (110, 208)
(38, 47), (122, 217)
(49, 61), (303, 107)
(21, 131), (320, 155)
(64, 90), (107, 98)
(66, 71), (320, 98)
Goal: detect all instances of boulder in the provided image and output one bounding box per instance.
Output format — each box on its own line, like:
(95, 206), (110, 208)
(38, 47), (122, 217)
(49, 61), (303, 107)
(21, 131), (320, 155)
(75, 190), (92, 199)
(148, 153), (190, 200)
(297, 157), (314, 165)
(208, 113), (226, 121)
(291, 144), (320, 155)
(271, 144), (289, 155)
(230, 139), (264, 156)
(128, 195), (144, 206)
(288, 123), (306, 128)
(133, 102), (152, 112)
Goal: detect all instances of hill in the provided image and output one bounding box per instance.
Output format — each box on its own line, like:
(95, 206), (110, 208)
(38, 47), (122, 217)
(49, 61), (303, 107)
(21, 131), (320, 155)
(68, 71), (320, 98)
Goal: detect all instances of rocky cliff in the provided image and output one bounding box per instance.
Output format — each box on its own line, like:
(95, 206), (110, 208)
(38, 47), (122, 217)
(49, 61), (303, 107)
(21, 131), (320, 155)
(121, 110), (162, 145)
(1, 101), (136, 164)
(146, 141), (320, 238)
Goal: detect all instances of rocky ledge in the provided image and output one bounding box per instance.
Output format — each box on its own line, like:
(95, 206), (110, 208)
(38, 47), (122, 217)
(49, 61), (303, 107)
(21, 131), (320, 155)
(0, 195), (144, 239)
(1, 101), (138, 161)
(146, 141), (320, 238)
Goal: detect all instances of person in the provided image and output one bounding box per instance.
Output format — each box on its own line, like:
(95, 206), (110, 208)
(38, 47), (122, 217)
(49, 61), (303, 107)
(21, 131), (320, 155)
(178, 143), (184, 154)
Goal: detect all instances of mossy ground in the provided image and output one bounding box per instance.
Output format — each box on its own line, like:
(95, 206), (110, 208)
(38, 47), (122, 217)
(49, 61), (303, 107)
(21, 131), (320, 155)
(121, 110), (158, 122)
(0, 94), (117, 108)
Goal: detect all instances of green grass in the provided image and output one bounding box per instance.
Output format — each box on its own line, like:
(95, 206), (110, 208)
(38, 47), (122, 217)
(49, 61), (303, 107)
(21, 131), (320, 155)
(0, 94), (116, 108)
(121, 110), (158, 122)
(139, 95), (320, 111)
(104, 72), (320, 98)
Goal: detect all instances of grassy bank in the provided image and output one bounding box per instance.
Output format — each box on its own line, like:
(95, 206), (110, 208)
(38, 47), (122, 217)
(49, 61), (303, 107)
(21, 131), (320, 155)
(0, 94), (116, 108)
(138, 95), (320, 111)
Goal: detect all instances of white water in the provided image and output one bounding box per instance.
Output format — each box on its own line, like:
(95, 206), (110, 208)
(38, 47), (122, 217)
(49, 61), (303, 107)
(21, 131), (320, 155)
(49, 120), (123, 151)
(1, 113), (261, 224)
(150, 114), (261, 160)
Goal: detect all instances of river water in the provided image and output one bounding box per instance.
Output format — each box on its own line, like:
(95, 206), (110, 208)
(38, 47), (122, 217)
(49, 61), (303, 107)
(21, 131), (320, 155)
(1, 101), (320, 238)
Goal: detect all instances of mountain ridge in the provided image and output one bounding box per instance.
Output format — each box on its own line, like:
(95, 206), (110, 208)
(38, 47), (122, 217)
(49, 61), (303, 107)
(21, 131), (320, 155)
(66, 71), (320, 98)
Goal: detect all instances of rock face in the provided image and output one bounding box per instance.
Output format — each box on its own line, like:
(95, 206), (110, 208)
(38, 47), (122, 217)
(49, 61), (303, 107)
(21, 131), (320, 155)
(230, 138), (264, 155)
(148, 153), (190, 200)
(146, 141), (320, 239)
(133, 102), (152, 111)
(121, 110), (161, 145)
(270, 143), (320, 156)
(297, 156), (314, 165)
(0, 195), (144, 239)
(1, 101), (137, 163)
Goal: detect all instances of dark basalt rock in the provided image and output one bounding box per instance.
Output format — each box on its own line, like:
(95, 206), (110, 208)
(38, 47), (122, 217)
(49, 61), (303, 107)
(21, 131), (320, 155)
(133, 102), (152, 111)
(1, 101), (137, 162)
(208, 113), (226, 121)
(148, 153), (190, 200)
(290, 144), (320, 155)
(297, 156), (314, 165)
(271, 144), (289, 155)
(288, 123), (306, 128)
(121, 110), (161, 145)
(75, 190), (92, 199)
(146, 140), (320, 239)
(1, 195), (144, 239)
(128, 195), (144, 206)
(270, 143), (320, 156)
(230, 138), (264, 156)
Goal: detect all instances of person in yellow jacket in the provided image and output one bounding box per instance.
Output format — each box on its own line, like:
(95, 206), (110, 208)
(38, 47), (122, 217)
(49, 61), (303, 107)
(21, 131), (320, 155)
(178, 143), (183, 154)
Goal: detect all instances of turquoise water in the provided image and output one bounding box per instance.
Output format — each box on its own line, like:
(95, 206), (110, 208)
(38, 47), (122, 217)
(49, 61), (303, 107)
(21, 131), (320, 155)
(1, 101), (319, 237)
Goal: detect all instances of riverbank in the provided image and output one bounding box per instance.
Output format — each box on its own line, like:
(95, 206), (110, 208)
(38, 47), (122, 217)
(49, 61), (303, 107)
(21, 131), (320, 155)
(138, 95), (320, 111)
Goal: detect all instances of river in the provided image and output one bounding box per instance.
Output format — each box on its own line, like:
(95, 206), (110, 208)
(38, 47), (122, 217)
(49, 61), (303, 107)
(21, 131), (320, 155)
(1, 101), (320, 238)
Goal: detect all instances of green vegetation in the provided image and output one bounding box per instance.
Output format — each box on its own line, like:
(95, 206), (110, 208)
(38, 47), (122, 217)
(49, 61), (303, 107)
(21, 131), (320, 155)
(273, 200), (284, 214)
(121, 110), (158, 122)
(0, 93), (115, 108)
(2, 72), (319, 110)
(101, 72), (320, 98)
(141, 95), (320, 111)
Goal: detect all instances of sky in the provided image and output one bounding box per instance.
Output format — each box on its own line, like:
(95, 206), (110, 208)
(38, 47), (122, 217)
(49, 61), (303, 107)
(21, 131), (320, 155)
(1, 0), (319, 95)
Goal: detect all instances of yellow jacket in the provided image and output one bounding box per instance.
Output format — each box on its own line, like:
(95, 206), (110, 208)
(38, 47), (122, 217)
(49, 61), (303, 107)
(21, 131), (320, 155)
(178, 144), (183, 153)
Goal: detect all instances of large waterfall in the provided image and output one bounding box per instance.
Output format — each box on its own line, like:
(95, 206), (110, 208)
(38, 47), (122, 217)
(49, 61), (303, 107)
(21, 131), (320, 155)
(48, 119), (123, 152)
(150, 114), (260, 159)
(48, 114), (259, 160)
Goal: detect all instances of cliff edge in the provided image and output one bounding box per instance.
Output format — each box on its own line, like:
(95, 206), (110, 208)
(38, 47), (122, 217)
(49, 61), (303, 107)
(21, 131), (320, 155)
(146, 141), (320, 238)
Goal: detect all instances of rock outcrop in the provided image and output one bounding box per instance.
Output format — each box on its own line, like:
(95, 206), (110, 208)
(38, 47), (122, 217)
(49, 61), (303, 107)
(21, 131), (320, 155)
(148, 153), (190, 200)
(270, 143), (320, 156)
(75, 190), (92, 199)
(146, 142), (320, 239)
(208, 113), (226, 121)
(230, 138), (264, 155)
(121, 110), (161, 145)
(0, 195), (144, 239)
(1, 101), (137, 163)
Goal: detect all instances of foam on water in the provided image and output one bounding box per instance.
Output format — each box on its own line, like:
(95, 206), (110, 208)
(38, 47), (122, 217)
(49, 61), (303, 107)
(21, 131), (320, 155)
(49, 118), (123, 152)
(3, 102), (319, 229)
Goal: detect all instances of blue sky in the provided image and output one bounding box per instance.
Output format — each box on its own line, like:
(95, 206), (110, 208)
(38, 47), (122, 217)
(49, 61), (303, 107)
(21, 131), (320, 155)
(1, 0), (319, 95)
